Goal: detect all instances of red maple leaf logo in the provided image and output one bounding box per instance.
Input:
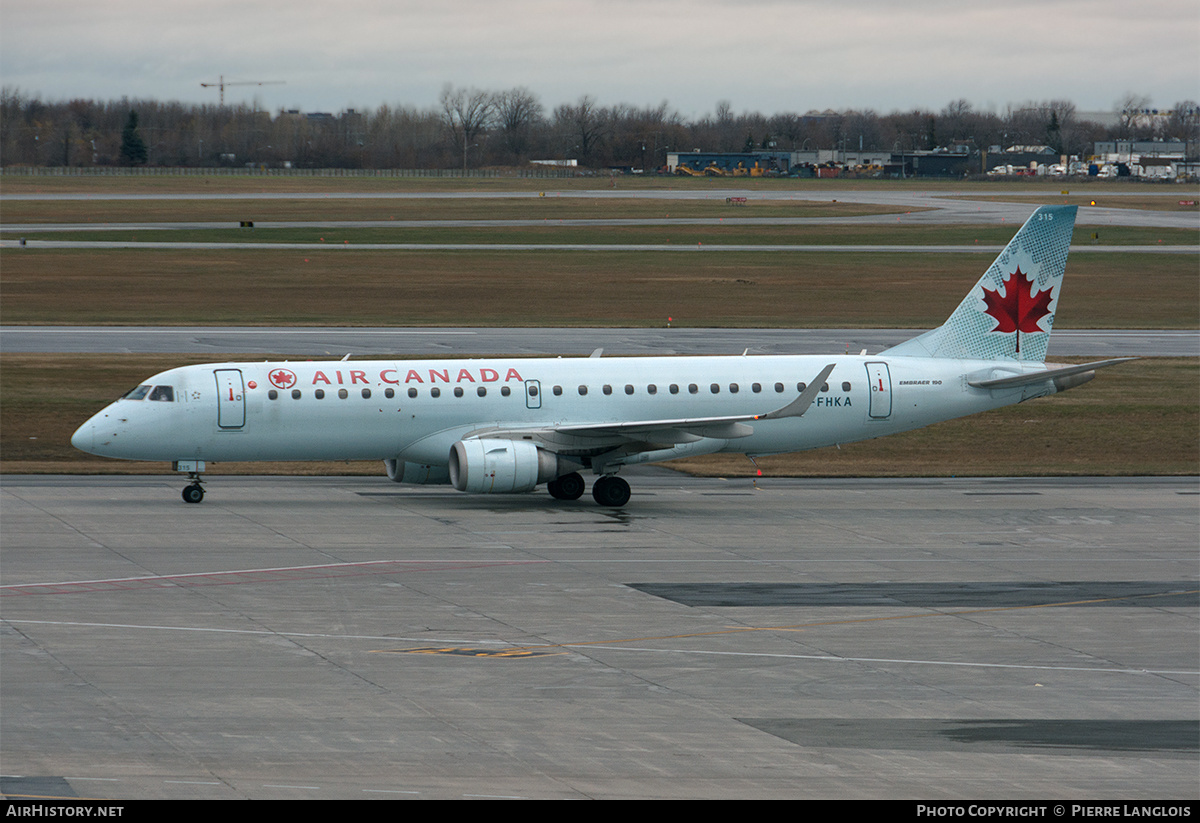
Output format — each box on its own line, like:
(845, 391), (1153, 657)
(981, 267), (1053, 335)
(269, 369), (296, 389)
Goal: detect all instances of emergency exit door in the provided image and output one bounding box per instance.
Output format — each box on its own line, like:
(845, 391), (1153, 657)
(525, 379), (541, 409)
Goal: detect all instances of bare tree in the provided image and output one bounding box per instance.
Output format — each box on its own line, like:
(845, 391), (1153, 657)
(494, 87), (543, 162)
(712, 99), (738, 152)
(440, 84), (495, 168)
(1115, 93), (1153, 138)
(554, 94), (609, 164)
(608, 101), (686, 169)
(939, 99), (974, 142)
(1166, 101), (1200, 160)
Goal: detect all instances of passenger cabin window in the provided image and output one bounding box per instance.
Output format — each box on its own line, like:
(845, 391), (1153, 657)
(624, 384), (634, 395)
(689, 384), (698, 394)
(842, 382), (851, 391)
(454, 387), (464, 398)
(553, 386), (562, 396)
(501, 386), (511, 397)
(710, 383), (720, 394)
(774, 382), (784, 393)
(669, 384), (679, 394)
(408, 388), (418, 398)
(315, 389), (325, 400)
(751, 383), (761, 393)
(728, 383), (738, 394)
(268, 390), (278, 400)
(291, 389), (302, 399)
(477, 387), (486, 397)
(147, 386), (174, 402)
(797, 382), (807, 392)
(578, 386), (588, 396)
(431, 387), (441, 398)
(362, 388), (371, 399)
(602, 385), (612, 395)
(647, 384), (657, 395)
(385, 388), (395, 399)
(338, 389), (348, 399)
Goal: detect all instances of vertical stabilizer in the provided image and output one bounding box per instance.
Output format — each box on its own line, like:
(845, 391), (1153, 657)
(880, 205), (1077, 362)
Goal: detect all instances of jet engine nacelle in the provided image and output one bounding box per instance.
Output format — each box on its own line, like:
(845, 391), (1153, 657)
(384, 459), (451, 485)
(448, 438), (567, 494)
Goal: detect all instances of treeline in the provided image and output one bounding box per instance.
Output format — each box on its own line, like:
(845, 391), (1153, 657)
(2, 85), (1196, 170)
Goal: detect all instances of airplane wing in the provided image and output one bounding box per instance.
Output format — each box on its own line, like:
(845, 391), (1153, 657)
(471, 364), (837, 451)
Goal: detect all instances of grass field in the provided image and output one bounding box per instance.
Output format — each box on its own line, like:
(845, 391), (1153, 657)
(2, 248), (1195, 327)
(4, 225), (1196, 247)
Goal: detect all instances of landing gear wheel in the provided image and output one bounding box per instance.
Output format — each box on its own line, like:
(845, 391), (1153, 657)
(182, 483), (205, 504)
(592, 475), (631, 507)
(547, 472), (586, 501)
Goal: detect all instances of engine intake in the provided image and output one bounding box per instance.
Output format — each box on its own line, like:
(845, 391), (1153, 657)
(448, 438), (568, 494)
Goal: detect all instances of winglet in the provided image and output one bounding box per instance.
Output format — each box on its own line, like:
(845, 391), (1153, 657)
(757, 363), (837, 420)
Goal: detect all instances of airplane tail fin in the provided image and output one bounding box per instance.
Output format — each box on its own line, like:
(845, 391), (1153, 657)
(879, 205), (1077, 362)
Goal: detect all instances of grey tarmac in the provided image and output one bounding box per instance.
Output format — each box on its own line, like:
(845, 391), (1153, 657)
(1, 474), (1196, 799)
(2, 326), (1196, 357)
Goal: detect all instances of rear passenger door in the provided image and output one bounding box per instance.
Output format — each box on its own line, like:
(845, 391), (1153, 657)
(865, 362), (892, 420)
(215, 369), (245, 428)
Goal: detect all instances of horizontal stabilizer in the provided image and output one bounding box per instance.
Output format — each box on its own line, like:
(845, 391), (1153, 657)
(968, 358), (1137, 389)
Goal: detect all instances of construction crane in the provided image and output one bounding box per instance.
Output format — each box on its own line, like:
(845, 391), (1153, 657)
(200, 76), (285, 105)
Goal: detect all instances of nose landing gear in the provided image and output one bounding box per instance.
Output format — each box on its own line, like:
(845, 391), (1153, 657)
(182, 482), (205, 504)
(174, 460), (206, 504)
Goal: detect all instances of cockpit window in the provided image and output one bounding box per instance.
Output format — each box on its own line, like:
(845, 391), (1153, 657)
(122, 385), (152, 400)
(147, 386), (174, 402)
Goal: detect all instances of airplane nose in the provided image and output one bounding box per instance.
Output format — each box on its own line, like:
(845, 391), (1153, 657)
(71, 420), (94, 453)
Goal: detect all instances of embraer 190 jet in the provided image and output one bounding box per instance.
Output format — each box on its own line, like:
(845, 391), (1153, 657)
(72, 205), (1131, 507)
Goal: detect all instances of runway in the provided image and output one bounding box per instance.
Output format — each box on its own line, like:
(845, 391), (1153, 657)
(3, 326), (1196, 357)
(1, 474), (1196, 799)
(4, 187), (1197, 231)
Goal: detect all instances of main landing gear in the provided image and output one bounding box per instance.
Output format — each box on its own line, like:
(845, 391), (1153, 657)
(591, 475), (631, 508)
(546, 472), (631, 507)
(546, 472), (586, 501)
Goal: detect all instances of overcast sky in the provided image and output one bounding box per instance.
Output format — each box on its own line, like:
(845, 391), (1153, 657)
(2, 0), (1196, 118)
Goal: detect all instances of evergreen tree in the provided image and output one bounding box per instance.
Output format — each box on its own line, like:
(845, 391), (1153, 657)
(1046, 111), (1062, 153)
(119, 110), (147, 165)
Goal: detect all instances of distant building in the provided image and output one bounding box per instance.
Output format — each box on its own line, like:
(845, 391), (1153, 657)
(666, 151), (792, 175)
(1093, 140), (1186, 159)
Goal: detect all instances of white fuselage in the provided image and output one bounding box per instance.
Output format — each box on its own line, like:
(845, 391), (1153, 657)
(72, 354), (1043, 469)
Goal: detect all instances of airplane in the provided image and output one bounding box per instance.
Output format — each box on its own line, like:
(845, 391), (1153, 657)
(72, 204), (1133, 507)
